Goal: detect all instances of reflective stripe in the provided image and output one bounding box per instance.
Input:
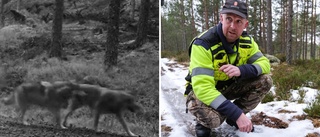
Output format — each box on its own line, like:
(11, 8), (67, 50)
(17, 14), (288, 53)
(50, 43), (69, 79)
(209, 94), (227, 109)
(239, 39), (251, 44)
(253, 64), (262, 76)
(247, 52), (263, 64)
(191, 67), (214, 77)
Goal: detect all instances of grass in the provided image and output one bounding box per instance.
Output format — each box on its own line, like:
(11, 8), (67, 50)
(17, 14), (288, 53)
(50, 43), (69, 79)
(262, 92), (275, 103)
(271, 60), (320, 100)
(24, 56), (106, 83)
(1, 48), (159, 136)
(161, 50), (189, 62)
(298, 89), (306, 104)
(262, 59), (320, 118)
(303, 92), (320, 118)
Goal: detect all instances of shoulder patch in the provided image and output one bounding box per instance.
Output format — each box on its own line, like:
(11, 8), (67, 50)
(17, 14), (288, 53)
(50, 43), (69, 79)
(188, 26), (221, 56)
(198, 27), (220, 46)
(193, 39), (211, 50)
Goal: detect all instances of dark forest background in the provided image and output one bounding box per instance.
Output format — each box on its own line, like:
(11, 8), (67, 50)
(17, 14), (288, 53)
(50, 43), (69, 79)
(0, 0), (159, 136)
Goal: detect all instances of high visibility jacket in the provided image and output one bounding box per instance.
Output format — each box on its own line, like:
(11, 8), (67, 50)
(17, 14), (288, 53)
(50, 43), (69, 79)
(188, 23), (270, 120)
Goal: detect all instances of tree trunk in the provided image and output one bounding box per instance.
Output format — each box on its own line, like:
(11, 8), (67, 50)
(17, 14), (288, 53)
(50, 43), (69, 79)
(266, 0), (272, 54)
(313, 0), (317, 59)
(190, 0), (197, 36)
(252, 1), (257, 41)
(204, 0), (209, 29)
(281, 1), (285, 55)
(286, 0), (292, 64)
(179, 0), (186, 51)
(17, 0), (21, 11)
(259, 0), (264, 51)
(301, 8), (305, 60)
(311, 0), (316, 59)
(131, 0), (150, 49)
(310, 0), (314, 59)
(50, 0), (64, 58)
(214, 0), (219, 25)
(104, 0), (120, 69)
(130, 0), (135, 21)
(0, 0), (4, 28)
(261, 0), (266, 52)
(304, 0), (308, 60)
(294, 0), (299, 60)
(301, 0), (305, 60)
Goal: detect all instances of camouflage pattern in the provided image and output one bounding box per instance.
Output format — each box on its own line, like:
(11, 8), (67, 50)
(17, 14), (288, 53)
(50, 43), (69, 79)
(186, 74), (273, 129)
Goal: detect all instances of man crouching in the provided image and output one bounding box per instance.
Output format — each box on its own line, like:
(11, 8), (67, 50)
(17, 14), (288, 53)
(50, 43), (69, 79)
(185, 0), (273, 136)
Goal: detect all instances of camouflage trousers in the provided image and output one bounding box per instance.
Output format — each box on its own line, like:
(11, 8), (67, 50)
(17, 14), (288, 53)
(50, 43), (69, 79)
(186, 74), (273, 129)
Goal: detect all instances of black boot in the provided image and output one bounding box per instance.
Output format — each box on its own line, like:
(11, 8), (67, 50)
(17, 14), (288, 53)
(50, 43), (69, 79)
(195, 123), (211, 137)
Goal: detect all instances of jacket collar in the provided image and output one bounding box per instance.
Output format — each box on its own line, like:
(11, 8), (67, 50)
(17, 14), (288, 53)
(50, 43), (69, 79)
(216, 23), (239, 54)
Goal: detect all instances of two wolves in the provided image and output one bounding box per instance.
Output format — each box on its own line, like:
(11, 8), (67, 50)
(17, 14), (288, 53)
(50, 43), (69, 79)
(2, 81), (143, 137)
(2, 81), (82, 127)
(62, 84), (143, 137)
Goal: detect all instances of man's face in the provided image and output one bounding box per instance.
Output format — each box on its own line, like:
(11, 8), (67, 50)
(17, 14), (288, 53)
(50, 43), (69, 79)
(220, 13), (248, 43)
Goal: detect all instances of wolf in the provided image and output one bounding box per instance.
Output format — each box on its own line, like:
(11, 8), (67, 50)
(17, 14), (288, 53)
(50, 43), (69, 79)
(62, 84), (143, 137)
(2, 81), (82, 128)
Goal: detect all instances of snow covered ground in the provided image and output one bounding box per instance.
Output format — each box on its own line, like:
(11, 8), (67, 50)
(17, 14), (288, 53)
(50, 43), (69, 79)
(160, 58), (320, 137)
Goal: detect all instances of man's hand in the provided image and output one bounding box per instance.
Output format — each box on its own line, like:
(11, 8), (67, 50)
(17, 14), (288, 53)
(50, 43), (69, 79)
(236, 113), (253, 133)
(219, 64), (241, 77)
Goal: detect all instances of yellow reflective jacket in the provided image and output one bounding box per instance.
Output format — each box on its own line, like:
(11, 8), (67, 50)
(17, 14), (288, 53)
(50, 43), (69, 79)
(188, 25), (270, 107)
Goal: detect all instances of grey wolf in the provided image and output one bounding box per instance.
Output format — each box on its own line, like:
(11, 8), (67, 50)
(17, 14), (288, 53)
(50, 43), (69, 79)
(2, 81), (82, 128)
(62, 84), (143, 137)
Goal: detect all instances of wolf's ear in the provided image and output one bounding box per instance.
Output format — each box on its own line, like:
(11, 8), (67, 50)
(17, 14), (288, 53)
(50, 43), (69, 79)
(56, 86), (70, 94)
(65, 80), (80, 90)
(40, 81), (51, 87)
(73, 90), (86, 96)
(69, 79), (77, 83)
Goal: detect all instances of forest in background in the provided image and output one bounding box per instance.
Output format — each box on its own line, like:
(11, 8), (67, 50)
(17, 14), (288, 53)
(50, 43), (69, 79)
(161, 0), (320, 64)
(161, 2), (320, 136)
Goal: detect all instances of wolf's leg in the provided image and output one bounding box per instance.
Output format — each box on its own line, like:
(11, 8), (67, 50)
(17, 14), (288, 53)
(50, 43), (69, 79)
(62, 109), (73, 128)
(116, 112), (137, 137)
(16, 95), (29, 125)
(93, 109), (100, 131)
(61, 99), (78, 128)
(50, 108), (62, 128)
(19, 107), (29, 125)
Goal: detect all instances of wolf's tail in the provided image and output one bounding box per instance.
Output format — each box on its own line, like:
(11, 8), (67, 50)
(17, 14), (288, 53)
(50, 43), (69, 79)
(2, 93), (15, 105)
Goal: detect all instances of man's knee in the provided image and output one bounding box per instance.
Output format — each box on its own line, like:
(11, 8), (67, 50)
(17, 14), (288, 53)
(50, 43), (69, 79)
(187, 92), (224, 129)
(188, 104), (224, 128)
(256, 74), (273, 94)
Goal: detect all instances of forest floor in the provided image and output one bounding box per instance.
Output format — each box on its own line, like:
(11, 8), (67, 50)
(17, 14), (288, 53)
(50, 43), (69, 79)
(0, 113), (127, 137)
